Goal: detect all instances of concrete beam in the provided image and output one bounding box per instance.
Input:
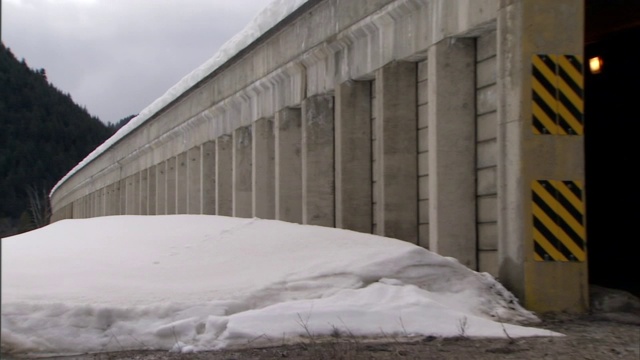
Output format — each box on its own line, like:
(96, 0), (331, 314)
(335, 80), (372, 233)
(202, 141), (216, 215)
(252, 118), (275, 219)
(216, 135), (233, 216)
(374, 61), (418, 243)
(274, 108), (302, 223)
(233, 126), (253, 218)
(427, 38), (477, 270)
(188, 146), (202, 214)
(301, 94), (335, 227)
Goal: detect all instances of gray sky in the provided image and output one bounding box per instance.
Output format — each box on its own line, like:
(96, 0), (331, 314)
(2, 0), (273, 124)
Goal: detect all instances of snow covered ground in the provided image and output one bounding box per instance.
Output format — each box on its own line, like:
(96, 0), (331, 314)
(1, 216), (559, 357)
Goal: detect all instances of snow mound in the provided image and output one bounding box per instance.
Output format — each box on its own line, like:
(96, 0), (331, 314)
(1, 216), (557, 356)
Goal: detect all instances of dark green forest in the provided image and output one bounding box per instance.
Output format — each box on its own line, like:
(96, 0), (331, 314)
(0, 42), (131, 237)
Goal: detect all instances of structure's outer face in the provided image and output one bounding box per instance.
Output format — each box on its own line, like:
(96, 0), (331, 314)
(50, 0), (586, 312)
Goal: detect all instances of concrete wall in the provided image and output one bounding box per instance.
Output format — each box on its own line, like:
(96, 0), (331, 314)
(49, 0), (586, 313)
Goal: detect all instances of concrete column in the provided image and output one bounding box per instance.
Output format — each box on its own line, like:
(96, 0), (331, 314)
(156, 163), (166, 215)
(216, 135), (233, 216)
(134, 171), (141, 214)
(202, 141), (216, 215)
(119, 179), (126, 215)
(274, 108), (303, 223)
(374, 61), (418, 243)
(109, 183), (118, 216)
(166, 157), (177, 214)
(335, 80), (372, 233)
(125, 175), (136, 215)
(148, 165), (157, 215)
(177, 152), (188, 214)
(497, 0), (586, 312)
(140, 169), (148, 215)
(301, 94), (335, 227)
(188, 146), (202, 214)
(427, 38), (477, 269)
(252, 118), (275, 219)
(233, 126), (253, 218)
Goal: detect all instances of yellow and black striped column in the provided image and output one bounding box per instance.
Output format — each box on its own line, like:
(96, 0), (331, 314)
(532, 54), (584, 135)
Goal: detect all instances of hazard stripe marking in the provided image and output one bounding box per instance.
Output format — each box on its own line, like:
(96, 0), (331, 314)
(532, 180), (586, 262)
(531, 55), (584, 135)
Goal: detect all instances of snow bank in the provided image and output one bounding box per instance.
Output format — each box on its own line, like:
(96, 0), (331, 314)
(50, 0), (310, 197)
(1, 216), (557, 356)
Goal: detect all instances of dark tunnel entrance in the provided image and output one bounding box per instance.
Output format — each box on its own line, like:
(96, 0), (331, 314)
(585, 1), (640, 296)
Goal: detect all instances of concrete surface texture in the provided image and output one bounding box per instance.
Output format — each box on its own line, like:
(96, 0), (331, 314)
(49, 0), (587, 312)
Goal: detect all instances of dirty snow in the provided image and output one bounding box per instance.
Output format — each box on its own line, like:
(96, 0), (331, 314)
(1, 215), (559, 357)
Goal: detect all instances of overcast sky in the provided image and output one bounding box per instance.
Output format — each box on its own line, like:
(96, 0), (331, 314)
(2, 0), (273, 124)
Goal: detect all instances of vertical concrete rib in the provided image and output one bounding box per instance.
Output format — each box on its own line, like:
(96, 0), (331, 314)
(216, 135), (233, 216)
(119, 179), (126, 215)
(374, 61), (418, 243)
(166, 157), (177, 214)
(188, 146), (202, 214)
(156, 162), (166, 215)
(252, 118), (275, 219)
(427, 38), (478, 269)
(148, 165), (156, 215)
(202, 141), (216, 214)
(233, 126), (253, 218)
(140, 169), (149, 215)
(301, 94), (335, 227)
(274, 108), (302, 223)
(177, 152), (188, 214)
(335, 80), (372, 233)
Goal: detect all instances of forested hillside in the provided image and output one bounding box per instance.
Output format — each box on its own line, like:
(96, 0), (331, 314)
(0, 42), (114, 237)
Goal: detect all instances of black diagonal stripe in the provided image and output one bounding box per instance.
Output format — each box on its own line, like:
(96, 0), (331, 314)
(534, 241), (552, 261)
(533, 216), (575, 261)
(554, 187), (583, 225)
(538, 55), (558, 75)
(533, 66), (557, 98)
(558, 91), (583, 124)
(533, 91), (557, 122)
(562, 181), (582, 199)
(557, 217), (586, 250)
(557, 114), (576, 134)
(557, 66), (583, 101)
(564, 55), (583, 74)
(533, 116), (548, 134)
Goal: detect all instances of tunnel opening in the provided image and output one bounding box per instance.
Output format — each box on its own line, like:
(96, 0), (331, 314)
(585, 1), (640, 296)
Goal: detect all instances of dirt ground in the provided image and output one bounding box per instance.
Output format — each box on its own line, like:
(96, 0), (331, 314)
(5, 287), (640, 360)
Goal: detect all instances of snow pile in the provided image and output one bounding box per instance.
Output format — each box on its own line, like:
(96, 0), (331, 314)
(50, 0), (310, 197)
(1, 216), (557, 356)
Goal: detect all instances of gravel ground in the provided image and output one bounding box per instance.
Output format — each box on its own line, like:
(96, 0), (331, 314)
(4, 287), (639, 360)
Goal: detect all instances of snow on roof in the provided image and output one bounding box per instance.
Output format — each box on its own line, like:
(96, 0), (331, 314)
(1, 215), (556, 356)
(50, 0), (310, 197)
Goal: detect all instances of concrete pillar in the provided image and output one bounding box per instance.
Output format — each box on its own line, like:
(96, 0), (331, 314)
(148, 165), (157, 215)
(335, 80), (372, 233)
(427, 38), (477, 269)
(166, 157), (177, 214)
(134, 171), (141, 214)
(274, 108), (303, 223)
(216, 135), (233, 216)
(202, 141), (216, 215)
(374, 61), (418, 243)
(119, 179), (126, 215)
(188, 146), (202, 214)
(125, 175), (136, 215)
(497, 0), (586, 312)
(301, 94), (335, 227)
(108, 183), (118, 216)
(177, 152), (188, 214)
(156, 163), (166, 215)
(233, 126), (253, 218)
(140, 169), (149, 215)
(252, 118), (275, 219)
